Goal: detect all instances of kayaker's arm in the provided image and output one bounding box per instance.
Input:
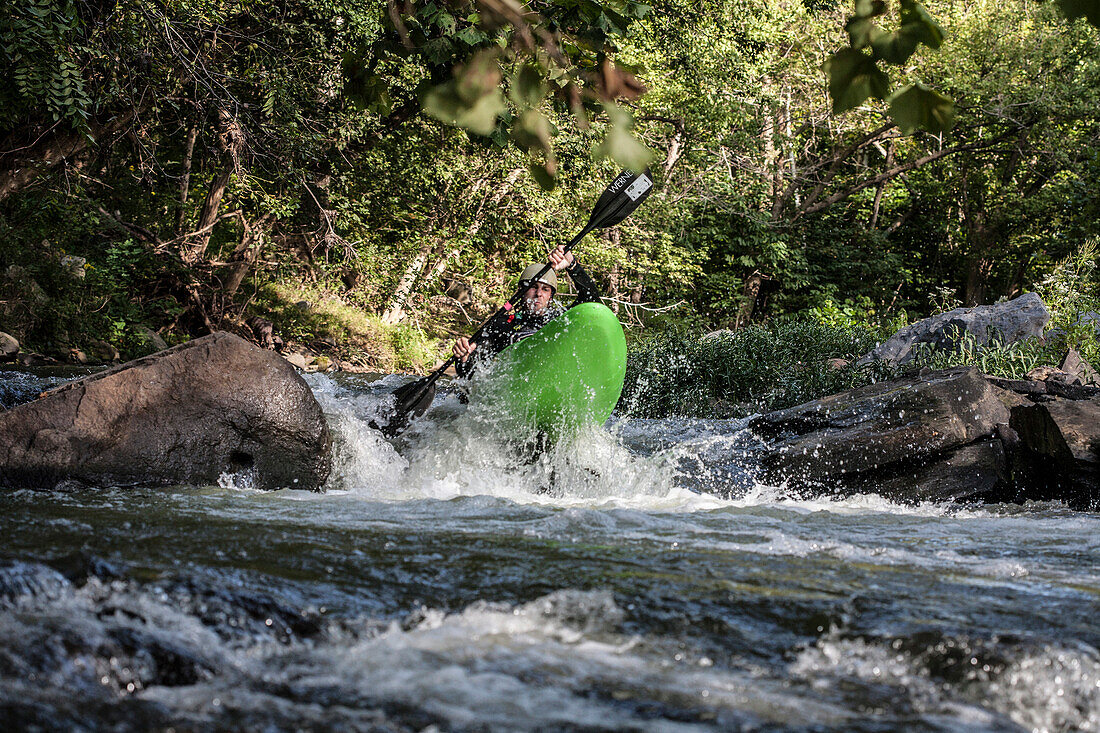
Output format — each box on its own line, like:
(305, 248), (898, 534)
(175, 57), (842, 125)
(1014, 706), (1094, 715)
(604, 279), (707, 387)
(564, 262), (601, 305)
(454, 318), (513, 378)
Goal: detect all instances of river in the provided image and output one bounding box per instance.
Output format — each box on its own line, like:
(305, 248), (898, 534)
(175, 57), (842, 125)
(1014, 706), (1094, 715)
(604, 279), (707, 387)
(1, 370), (1098, 732)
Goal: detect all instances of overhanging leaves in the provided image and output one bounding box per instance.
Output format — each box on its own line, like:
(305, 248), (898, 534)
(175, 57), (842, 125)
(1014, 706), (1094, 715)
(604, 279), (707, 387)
(594, 103), (654, 171)
(887, 83), (956, 134)
(824, 48), (891, 113)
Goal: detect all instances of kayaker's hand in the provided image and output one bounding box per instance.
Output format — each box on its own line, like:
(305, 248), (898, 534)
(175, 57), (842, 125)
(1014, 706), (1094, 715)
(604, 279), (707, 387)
(548, 245), (575, 272)
(453, 337), (477, 362)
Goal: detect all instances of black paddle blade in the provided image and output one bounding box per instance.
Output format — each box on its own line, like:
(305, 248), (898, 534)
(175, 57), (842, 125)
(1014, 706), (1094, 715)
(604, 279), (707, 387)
(586, 169), (654, 230)
(370, 375), (438, 438)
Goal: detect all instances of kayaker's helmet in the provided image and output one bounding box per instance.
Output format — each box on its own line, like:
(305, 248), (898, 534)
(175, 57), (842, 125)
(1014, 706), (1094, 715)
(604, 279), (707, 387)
(518, 264), (557, 293)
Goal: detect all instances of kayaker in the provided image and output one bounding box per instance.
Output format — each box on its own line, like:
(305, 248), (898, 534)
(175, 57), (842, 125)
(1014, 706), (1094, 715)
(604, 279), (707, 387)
(452, 244), (600, 377)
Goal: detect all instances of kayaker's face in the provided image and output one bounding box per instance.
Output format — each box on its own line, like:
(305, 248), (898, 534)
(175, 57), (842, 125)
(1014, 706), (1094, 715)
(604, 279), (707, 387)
(523, 282), (554, 314)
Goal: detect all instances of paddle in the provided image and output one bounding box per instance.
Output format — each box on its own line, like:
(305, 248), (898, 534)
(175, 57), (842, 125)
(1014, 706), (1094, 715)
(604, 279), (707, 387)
(371, 168), (654, 438)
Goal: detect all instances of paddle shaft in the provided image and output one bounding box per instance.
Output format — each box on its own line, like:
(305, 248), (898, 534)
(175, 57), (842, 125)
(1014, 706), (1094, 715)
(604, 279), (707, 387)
(399, 170), (651, 401)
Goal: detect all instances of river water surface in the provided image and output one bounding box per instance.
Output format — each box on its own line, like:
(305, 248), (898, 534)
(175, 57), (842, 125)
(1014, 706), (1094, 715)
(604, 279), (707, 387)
(1, 371), (1098, 732)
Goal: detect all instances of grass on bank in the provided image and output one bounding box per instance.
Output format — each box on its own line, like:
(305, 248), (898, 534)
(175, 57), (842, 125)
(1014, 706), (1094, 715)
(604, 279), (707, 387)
(253, 282), (441, 373)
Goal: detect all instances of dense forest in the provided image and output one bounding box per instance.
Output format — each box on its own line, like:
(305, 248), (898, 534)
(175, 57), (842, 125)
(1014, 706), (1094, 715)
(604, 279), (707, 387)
(1, 0), (1098, 373)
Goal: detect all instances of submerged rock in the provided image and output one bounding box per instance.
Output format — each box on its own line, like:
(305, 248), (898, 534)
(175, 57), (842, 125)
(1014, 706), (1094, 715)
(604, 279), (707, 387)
(858, 292), (1049, 365)
(0, 331), (331, 490)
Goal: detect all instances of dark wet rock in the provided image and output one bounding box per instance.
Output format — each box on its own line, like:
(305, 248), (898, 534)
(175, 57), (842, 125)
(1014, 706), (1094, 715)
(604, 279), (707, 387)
(749, 367), (1014, 502)
(751, 364), (1100, 508)
(162, 578), (325, 644)
(108, 626), (217, 687)
(846, 439), (1011, 505)
(0, 331), (18, 362)
(0, 561), (73, 607)
(0, 331), (331, 491)
(1009, 395), (1100, 507)
(858, 292), (1049, 365)
(48, 552), (127, 587)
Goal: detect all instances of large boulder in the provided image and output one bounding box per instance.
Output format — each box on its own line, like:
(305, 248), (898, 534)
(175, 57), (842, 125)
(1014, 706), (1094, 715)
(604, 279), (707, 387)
(1009, 393), (1100, 508)
(749, 367), (1016, 503)
(0, 332), (331, 490)
(858, 292), (1050, 365)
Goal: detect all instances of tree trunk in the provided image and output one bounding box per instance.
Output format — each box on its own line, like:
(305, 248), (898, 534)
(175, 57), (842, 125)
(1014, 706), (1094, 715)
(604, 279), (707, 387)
(869, 140), (895, 230)
(381, 241), (434, 324)
(222, 213), (275, 303)
(176, 126), (199, 236)
(735, 271), (766, 328)
(183, 110), (244, 264)
(0, 110), (142, 202)
(183, 165), (233, 263)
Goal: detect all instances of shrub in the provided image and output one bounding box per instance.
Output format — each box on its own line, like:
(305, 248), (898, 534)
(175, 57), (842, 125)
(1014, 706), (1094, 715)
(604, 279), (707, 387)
(620, 317), (896, 418)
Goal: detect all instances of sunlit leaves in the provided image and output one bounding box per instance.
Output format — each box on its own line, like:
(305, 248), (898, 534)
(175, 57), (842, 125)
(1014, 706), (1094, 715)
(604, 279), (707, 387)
(887, 83), (955, 133)
(371, 0), (654, 188)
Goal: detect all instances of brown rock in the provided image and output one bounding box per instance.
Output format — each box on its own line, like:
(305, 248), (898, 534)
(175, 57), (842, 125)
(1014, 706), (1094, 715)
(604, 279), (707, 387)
(1024, 365), (1081, 386)
(1059, 348), (1100, 387)
(0, 331), (19, 361)
(0, 332), (331, 491)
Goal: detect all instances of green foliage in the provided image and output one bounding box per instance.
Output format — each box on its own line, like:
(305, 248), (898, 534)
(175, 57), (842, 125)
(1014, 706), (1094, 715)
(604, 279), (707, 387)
(1034, 237), (1100, 365)
(0, 0), (91, 129)
(252, 281), (442, 372)
(826, 0), (1100, 133)
(0, 0), (1098, 377)
(909, 331), (1048, 379)
(348, 0), (655, 186)
(620, 318), (896, 418)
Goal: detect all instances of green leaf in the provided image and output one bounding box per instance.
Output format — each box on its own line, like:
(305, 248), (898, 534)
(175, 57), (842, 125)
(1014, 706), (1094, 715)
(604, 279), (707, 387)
(510, 108), (551, 153)
(530, 161), (557, 191)
(422, 81), (505, 136)
(887, 83), (956, 134)
(594, 103), (654, 171)
(823, 48), (890, 114)
(864, 1), (944, 64)
(1056, 0), (1100, 28)
(509, 64), (546, 110)
(853, 0), (887, 19)
(845, 17), (887, 50)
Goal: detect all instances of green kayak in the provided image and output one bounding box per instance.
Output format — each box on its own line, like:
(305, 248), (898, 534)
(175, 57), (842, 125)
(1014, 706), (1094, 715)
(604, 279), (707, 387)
(479, 302), (627, 436)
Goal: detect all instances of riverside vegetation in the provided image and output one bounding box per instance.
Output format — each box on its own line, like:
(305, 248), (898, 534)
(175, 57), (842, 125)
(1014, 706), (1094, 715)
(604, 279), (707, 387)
(1, 0), (1098, 412)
